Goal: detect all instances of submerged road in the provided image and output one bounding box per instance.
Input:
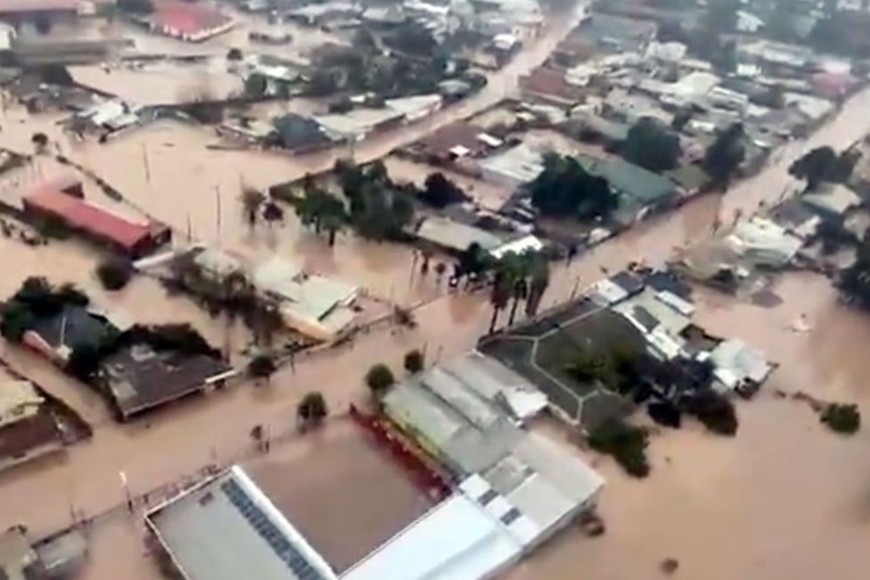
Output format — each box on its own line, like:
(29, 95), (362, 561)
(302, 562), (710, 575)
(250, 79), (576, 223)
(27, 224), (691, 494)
(1, 17), (870, 580)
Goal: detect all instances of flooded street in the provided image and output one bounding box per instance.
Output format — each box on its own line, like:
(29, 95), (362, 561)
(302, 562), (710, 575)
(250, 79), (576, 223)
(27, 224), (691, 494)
(0, 11), (869, 579)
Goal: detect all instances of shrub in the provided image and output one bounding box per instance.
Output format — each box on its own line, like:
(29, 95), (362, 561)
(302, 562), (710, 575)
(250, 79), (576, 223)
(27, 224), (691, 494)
(820, 403), (861, 434)
(588, 418), (650, 478)
(96, 258), (133, 291)
(365, 363), (395, 396)
(403, 349), (424, 374)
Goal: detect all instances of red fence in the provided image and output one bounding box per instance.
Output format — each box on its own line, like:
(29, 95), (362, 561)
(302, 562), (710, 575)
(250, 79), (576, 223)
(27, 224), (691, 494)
(349, 405), (452, 501)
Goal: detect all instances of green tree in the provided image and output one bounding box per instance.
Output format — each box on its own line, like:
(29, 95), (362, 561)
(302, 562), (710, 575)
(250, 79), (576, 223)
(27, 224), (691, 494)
(525, 256), (550, 317)
(789, 146), (838, 190)
(682, 389), (738, 436)
(262, 200), (284, 228)
(588, 418), (650, 478)
(488, 267), (512, 334)
(226, 48), (243, 61)
(404, 349), (425, 374)
(622, 118), (682, 173)
(0, 301), (35, 342)
(96, 258), (133, 291)
(247, 354), (277, 382)
(820, 403), (861, 434)
(529, 153), (617, 219)
(422, 172), (467, 208)
(838, 234), (870, 308)
(702, 122), (745, 190)
(31, 133), (48, 154)
(365, 363), (395, 397)
(293, 187), (347, 245)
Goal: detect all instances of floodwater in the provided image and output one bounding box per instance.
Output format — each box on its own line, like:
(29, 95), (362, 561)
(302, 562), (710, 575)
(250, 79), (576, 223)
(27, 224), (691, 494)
(0, 10), (869, 580)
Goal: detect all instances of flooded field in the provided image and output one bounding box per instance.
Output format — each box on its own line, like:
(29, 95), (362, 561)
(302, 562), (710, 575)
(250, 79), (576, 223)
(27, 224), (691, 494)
(1, 10), (869, 580)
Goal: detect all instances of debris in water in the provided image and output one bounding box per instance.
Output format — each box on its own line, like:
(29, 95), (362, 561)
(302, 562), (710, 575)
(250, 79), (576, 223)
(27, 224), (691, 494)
(660, 558), (679, 575)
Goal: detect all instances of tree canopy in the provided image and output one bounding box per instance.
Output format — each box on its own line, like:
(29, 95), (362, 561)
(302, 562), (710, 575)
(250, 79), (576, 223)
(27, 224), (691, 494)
(365, 363), (395, 397)
(789, 146), (858, 190)
(702, 122), (745, 189)
(528, 152), (617, 220)
(621, 117), (682, 173)
(421, 172), (468, 208)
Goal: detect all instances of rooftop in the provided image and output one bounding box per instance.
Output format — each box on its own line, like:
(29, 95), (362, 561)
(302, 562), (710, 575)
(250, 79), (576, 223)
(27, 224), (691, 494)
(413, 216), (504, 253)
(23, 187), (159, 253)
(100, 344), (232, 419)
(0, 0), (78, 13)
(147, 418), (436, 579)
(417, 122), (493, 159)
(252, 256), (358, 338)
(383, 355), (603, 535)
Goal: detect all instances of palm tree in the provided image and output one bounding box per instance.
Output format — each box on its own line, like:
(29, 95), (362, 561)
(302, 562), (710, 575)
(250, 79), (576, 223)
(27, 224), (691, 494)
(488, 267), (511, 334)
(525, 255), (550, 317)
(240, 188), (265, 231)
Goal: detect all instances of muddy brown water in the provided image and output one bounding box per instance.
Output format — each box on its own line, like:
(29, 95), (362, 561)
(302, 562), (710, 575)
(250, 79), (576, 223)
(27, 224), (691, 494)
(1, 16), (870, 580)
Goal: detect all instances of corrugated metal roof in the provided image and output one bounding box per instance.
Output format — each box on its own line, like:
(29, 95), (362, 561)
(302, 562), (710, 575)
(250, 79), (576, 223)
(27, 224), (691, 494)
(24, 188), (153, 252)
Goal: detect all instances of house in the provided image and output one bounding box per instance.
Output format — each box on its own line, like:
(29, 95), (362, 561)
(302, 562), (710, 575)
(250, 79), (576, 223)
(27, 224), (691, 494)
(479, 143), (545, 188)
(23, 303), (122, 364)
(519, 66), (585, 106)
(0, 378), (65, 472)
(22, 181), (171, 257)
(271, 113), (336, 153)
(252, 256), (359, 341)
(412, 216), (505, 254)
(579, 156), (678, 224)
(572, 13), (657, 54)
(801, 182), (861, 223)
(99, 343), (234, 420)
(315, 107), (404, 142)
(0, 527), (45, 579)
(415, 122), (498, 161)
(147, 1), (234, 43)
(707, 339), (773, 394)
(384, 94), (443, 122)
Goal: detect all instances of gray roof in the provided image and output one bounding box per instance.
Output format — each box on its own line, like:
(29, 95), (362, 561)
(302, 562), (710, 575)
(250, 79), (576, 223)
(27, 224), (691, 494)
(581, 156), (677, 207)
(147, 467), (335, 580)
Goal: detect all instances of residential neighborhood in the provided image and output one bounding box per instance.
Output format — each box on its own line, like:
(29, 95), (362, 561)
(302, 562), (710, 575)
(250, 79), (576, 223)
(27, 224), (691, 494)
(0, 0), (868, 579)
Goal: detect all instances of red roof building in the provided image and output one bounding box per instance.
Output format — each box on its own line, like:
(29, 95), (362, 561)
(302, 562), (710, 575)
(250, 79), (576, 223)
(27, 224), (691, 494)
(149, 1), (234, 42)
(23, 184), (170, 257)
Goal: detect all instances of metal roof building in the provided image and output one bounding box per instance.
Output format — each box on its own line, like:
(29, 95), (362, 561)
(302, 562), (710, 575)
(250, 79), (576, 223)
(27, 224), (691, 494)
(383, 355), (604, 545)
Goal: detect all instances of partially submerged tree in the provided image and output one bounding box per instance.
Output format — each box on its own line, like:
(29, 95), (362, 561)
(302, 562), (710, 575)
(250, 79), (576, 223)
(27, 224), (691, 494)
(247, 354), (277, 383)
(297, 391), (329, 430)
(226, 48), (243, 61)
(95, 258), (133, 291)
(404, 349), (425, 374)
(262, 200), (284, 228)
(588, 418), (650, 478)
(293, 187), (347, 246)
(789, 146), (838, 190)
(365, 363), (395, 398)
(240, 187), (265, 231)
(621, 117), (681, 173)
(702, 122), (745, 190)
(421, 172), (468, 208)
(31, 133), (48, 154)
(682, 389), (738, 436)
(820, 403), (861, 434)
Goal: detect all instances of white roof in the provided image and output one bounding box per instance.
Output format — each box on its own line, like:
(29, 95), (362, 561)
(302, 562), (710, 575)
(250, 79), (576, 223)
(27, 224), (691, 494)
(252, 256), (358, 324)
(385, 94), (442, 118)
(479, 144), (544, 186)
(341, 493), (522, 580)
(0, 380), (43, 429)
(727, 217), (802, 267)
(489, 235), (543, 259)
(476, 133), (503, 148)
(415, 217), (504, 252)
(709, 339), (773, 386)
(316, 108), (403, 138)
(587, 278), (628, 306)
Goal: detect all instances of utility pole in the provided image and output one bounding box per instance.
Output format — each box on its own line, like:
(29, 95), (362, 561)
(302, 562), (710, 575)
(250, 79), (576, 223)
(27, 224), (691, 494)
(141, 143), (151, 184)
(215, 185), (222, 247)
